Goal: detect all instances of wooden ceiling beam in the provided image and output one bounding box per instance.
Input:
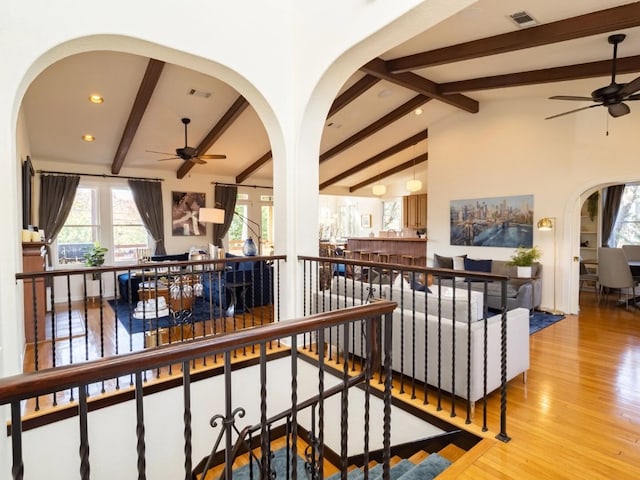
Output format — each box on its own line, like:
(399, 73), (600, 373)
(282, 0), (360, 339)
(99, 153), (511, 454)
(328, 74), (381, 117)
(111, 58), (165, 174)
(361, 58), (479, 113)
(177, 96), (249, 179)
(440, 55), (640, 94)
(387, 3), (640, 73)
(320, 94), (431, 164)
(349, 154), (428, 193)
(236, 151), (272, 184)
(238, 75), (381, 182)
(320, 130), (427, 191)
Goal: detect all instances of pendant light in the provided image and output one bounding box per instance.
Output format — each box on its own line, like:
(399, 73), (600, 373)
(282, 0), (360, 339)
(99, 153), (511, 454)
(372, 183), (387, 196)
(406, 144), (422, 192)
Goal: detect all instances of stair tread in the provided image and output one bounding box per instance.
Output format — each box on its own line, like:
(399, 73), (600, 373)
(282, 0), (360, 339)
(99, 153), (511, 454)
(396, 452), (452, 480)
(438, 443), (466, 462)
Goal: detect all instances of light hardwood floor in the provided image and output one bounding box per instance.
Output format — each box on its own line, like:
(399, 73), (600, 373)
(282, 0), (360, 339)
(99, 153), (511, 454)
(403, 291), (640, 479)
(21, 292), (640, 478)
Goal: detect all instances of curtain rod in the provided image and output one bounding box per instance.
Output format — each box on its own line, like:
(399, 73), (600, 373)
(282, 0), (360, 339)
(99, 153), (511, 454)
(213, 181), (273, 190)
(37, 170), (163, 182)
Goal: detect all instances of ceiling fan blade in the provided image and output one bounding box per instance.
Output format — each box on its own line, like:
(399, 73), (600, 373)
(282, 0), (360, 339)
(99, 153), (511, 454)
(608, 102), (630, 118)
(190, 157), (207, 165)
(619, 76), (640, 98)
(198, 154), (227, 160)
(146, 150), (175, 155)
(156, 157), (179, 162)
(549, 95), (593, 101)
(626, 94), (640, 101)
(545, 104), (601, 120)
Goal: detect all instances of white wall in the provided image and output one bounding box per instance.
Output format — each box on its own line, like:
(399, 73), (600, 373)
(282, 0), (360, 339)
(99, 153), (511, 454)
(428, 95), (640, 314)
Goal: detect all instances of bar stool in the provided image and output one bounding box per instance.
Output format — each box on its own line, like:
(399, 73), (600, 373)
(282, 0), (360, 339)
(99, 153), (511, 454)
(401, 254), (416, 266)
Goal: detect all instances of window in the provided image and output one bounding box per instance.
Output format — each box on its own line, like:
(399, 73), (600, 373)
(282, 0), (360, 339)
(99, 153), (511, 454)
(56, 187), (99, 265)
(382, 200), (401, 231)
(228, 204), (248, 255)
(610, 185), (640, 247)
(111, 187), (150, 262)
(55, 183), (150, 266)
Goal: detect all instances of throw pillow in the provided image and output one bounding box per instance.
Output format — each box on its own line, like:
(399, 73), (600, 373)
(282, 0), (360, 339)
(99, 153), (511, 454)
(463, 258), (492, 272)
(433, 253), (453, 269)
(463, 258), (492, 282)
(453, 256), (467, 270)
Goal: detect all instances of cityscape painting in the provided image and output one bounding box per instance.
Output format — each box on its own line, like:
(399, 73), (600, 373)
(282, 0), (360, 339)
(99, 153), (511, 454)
(450, 194), (534, 248)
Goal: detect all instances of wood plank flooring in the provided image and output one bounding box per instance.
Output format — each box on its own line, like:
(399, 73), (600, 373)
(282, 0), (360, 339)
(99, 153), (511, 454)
(20, 292), (640, 479)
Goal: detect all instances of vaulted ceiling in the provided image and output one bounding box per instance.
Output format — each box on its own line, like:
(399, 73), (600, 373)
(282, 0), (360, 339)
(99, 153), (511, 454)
(22, 1), (640, 195)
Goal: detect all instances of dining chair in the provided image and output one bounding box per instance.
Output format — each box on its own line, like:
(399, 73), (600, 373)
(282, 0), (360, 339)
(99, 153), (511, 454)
(579, 260), (599, 301)
(621, 244), (640, 261)
(597, 247), (637, 307)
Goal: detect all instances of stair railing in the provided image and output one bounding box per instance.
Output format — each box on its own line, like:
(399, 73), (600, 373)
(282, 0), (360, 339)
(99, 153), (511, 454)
(299, 254), (512, 441)
(0, 301), (396, 480)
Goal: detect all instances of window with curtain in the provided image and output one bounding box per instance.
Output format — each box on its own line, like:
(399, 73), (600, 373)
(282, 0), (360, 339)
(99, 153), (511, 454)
(56, 187), (100, 265)
(111, 187), (150, 262)
(609, 184), (640, 247)
(55, 183), (151, 266)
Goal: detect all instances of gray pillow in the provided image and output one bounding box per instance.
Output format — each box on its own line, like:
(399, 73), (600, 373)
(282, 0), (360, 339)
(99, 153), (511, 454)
(433, 253), (453, 269)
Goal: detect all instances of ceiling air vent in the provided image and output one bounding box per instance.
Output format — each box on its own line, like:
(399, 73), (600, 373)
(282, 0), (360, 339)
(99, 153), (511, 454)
(187, 88), (212, 99)
(508, 11), (538, 28)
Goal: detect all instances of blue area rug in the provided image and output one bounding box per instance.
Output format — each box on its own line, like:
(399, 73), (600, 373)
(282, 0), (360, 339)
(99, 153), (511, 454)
(529, 311), (565, 335)
(107, 297), (221, 334)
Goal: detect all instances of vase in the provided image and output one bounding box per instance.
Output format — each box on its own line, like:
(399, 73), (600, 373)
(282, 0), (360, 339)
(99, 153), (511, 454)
(243, 237), (258, 256)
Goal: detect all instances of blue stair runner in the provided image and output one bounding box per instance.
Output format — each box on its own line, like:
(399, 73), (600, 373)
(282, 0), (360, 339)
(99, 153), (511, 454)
(326, 453), (451, 480)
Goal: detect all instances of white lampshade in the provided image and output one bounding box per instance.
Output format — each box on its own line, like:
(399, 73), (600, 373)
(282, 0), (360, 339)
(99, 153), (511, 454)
(406, 179), (422, 192)
(372, 184), (387, 196)
(198, 207), (225, 224)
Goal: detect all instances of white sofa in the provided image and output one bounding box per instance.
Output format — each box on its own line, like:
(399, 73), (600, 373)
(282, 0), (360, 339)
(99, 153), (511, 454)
(313, 277), (530, 405)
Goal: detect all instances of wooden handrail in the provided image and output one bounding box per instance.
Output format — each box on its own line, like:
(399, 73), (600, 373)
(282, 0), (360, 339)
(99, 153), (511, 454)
(15, 254), (288, 280)
(0, 301), (396, 405)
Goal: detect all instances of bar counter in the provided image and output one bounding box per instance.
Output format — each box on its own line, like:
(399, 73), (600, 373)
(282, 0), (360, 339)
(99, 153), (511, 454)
(346, 237), (427, 265)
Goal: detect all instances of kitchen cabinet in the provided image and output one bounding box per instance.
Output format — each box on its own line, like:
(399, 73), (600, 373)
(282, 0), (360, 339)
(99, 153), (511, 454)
(403, 194), (427, 230)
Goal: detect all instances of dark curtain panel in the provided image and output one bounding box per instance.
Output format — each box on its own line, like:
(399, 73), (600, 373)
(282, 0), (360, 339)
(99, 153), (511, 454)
(601, 184), (625, 247)
(213, 185), (238, 248)
(128, 179), (166, 256)
(38, 174), (80, 242)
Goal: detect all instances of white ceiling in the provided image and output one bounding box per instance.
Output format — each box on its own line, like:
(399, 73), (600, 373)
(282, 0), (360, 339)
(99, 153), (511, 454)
(21, 0), (640, 194)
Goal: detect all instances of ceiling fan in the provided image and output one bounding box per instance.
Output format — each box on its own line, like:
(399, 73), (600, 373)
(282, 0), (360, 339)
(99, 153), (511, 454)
(546, 34), (640, 120)
(147, 117), (226, 164)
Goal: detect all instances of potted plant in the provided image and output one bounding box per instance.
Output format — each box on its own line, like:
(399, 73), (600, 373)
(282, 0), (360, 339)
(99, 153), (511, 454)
(507, 245), (542, 278)
(84, 242), (108, 280)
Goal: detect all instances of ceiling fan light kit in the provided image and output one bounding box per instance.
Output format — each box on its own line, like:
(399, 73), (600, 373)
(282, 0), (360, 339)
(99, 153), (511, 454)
(547, 33), (640, 120)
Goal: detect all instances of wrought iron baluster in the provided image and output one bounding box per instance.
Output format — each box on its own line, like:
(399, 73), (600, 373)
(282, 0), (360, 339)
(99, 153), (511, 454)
(135, 370), (146, 479)
(497, 280), (511, 442)
(183, 360), (192, 479)
(290, 334), (298, 480)
(79, 384), (90, 480)
(382, 312), (393, 480)
(340, 322), (349, 480)
(11, 402), (24, 480)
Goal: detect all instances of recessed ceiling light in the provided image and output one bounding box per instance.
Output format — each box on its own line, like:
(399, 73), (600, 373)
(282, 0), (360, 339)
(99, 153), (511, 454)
(82, 134), (95, 142)
(88, 94), (104, 104)
(414, 108), (423, 115)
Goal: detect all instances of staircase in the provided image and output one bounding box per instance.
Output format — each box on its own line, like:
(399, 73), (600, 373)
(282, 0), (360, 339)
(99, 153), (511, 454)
(198, 440), (464, 479)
